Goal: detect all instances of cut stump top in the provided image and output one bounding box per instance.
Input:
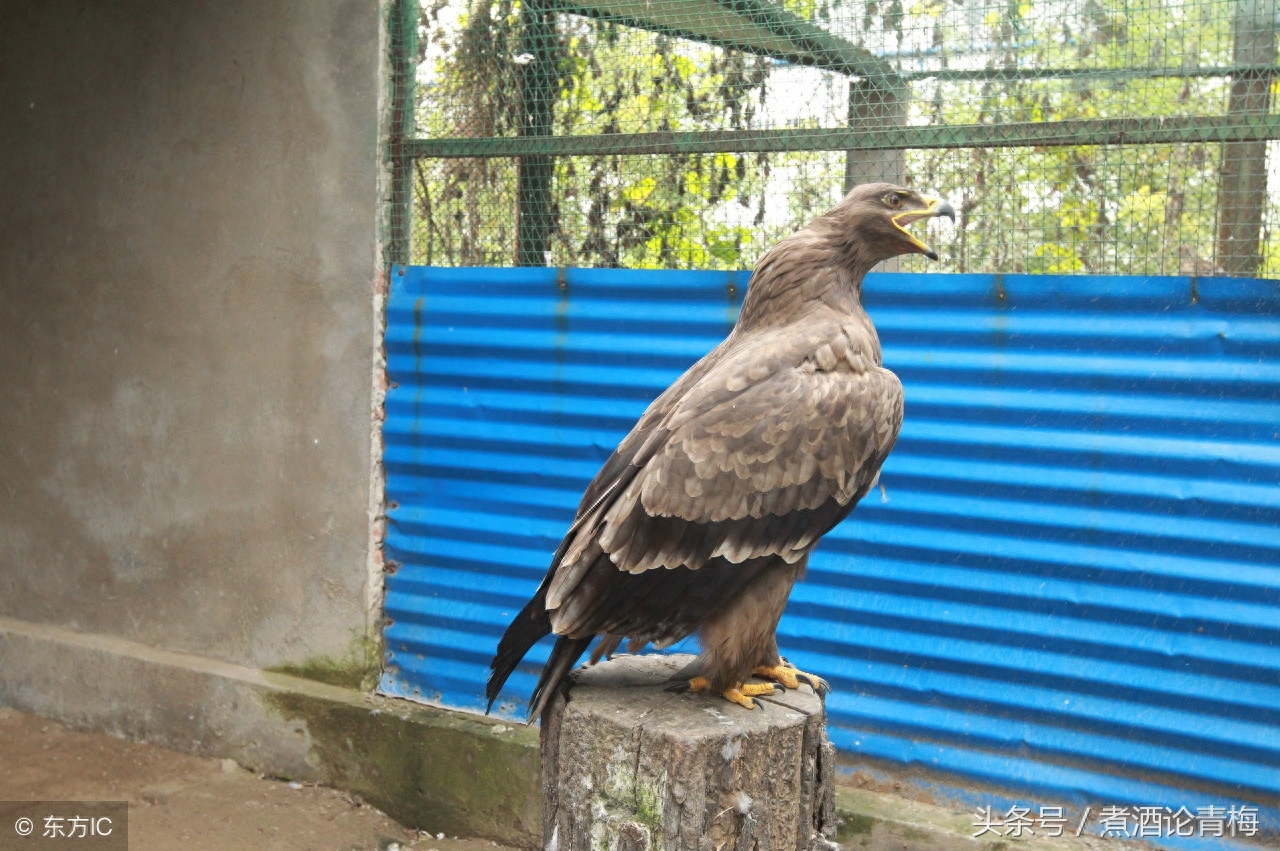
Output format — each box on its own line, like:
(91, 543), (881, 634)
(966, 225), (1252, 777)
(541, 653), (837, 851)
(563, 653), (826, 736)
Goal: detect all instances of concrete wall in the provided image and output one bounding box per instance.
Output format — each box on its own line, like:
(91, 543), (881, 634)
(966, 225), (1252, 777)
(0, 0), (383, 762)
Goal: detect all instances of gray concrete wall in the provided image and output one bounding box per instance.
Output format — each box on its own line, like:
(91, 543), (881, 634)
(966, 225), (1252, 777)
(0, 0), (380, 693)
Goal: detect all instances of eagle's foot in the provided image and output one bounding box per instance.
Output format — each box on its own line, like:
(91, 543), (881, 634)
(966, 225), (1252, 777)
(724, 683), (773, 710)
(666, 676), (773, 709)
(752, 662), (830, 695)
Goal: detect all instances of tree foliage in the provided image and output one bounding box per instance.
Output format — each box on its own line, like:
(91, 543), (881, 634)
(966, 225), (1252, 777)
(413, 0), (777, 268)
(904, 0), (1244, 274)
(407, 0), (1278, 275)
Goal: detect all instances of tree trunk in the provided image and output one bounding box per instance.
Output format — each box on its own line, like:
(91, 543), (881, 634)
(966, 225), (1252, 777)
(540, 654), (838, 851)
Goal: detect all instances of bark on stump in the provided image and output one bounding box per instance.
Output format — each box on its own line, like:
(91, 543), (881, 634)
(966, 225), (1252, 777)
(540, 654), (838, 851)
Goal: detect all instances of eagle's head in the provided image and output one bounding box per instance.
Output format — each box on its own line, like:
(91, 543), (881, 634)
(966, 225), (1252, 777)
(825, 182), (956, 264)
(737, 182), (956, 330)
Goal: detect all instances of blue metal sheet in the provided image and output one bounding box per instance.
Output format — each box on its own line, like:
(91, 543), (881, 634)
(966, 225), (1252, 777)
(379, 265), (1280, 823)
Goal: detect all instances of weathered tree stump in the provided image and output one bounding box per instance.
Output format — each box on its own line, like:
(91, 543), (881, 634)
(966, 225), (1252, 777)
(540, 653), (838, 851)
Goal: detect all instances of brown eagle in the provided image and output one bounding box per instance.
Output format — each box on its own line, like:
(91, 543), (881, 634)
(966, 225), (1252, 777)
(487, 183), (954, 719)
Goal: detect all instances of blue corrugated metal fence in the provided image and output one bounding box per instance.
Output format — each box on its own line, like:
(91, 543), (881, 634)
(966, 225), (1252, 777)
(379, 265), (1280, 830)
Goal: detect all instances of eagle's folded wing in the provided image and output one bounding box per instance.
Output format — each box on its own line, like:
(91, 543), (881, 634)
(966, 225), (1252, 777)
(544, 323), (903, 638)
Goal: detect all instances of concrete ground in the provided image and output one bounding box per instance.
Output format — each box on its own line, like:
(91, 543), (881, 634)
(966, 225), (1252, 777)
(1, 706), (1168, 851)
(0, 708), (510, 851)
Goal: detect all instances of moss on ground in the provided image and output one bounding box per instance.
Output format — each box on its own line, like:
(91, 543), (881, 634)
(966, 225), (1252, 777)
(267, 633), (381, 691)
(262, 683), (540, 848)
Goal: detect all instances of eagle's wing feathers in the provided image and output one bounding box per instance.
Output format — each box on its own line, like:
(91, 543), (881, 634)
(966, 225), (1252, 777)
(544, 321), (903, 636)
(610, 324), (901, 568)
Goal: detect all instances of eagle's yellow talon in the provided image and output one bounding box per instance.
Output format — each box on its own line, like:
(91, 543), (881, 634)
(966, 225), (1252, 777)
(675, 677), (774, 709)
(753, 664), (800, 689)
(723, 684), (773, 709)
(753, 663), (830, 694)
(739, 681), (777, 697)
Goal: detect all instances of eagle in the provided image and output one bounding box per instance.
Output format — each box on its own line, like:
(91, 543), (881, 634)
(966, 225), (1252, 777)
(487, 183), (954, 720)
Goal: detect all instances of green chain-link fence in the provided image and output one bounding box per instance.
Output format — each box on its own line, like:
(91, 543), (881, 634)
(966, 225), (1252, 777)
(387, 0), (1280, 276)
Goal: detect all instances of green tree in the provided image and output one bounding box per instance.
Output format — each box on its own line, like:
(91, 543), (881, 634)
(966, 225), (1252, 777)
(413, 1), (775, 268)
(903, 0), (1240, 274)
(408, 0), (1277, 276)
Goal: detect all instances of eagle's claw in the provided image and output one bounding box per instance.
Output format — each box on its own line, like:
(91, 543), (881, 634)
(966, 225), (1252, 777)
(752, 663), (831, 695)
(727, 682), (774, 709)
(668, 676), (773, 709)
(790, 668), (831, 695)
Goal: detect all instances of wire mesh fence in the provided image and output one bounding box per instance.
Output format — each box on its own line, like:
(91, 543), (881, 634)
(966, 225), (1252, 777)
(387, 0), (1280, 275)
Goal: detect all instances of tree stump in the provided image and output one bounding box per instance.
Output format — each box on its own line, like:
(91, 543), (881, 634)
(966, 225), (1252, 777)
(540, 653), (838, 851)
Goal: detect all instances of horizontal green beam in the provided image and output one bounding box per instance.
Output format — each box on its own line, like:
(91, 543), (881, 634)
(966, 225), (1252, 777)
(554, 0), (894, 79)
(900, 63), (1280, 82)
(406, 114), (1280, 158)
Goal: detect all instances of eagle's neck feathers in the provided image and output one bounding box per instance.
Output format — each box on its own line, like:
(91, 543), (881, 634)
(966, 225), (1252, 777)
(734, 219), (876, 333)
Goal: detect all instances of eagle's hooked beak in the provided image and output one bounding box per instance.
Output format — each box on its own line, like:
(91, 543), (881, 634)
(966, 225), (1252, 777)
(892, 195), (956, 261)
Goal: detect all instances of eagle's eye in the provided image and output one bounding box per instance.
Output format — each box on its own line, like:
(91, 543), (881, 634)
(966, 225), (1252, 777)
(884, 193), (903, 208)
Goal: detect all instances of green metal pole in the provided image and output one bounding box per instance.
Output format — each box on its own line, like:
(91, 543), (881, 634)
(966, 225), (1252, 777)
(408, 114), (1280, 159)
(516, 0), (557, 267)
(387, 0), (419, 267)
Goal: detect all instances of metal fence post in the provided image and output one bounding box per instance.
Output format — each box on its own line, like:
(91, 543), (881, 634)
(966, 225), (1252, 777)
(847, 72), (908, 271)
(387, 0), (418, 267)
(1216, 0), (1277, 276)
(516, 0), (557, 267)
(845, 74), (907, 192)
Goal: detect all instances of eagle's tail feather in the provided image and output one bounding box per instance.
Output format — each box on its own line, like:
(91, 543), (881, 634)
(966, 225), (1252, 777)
(485, 591), (553, 714)
(527, 635), (591, 723)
